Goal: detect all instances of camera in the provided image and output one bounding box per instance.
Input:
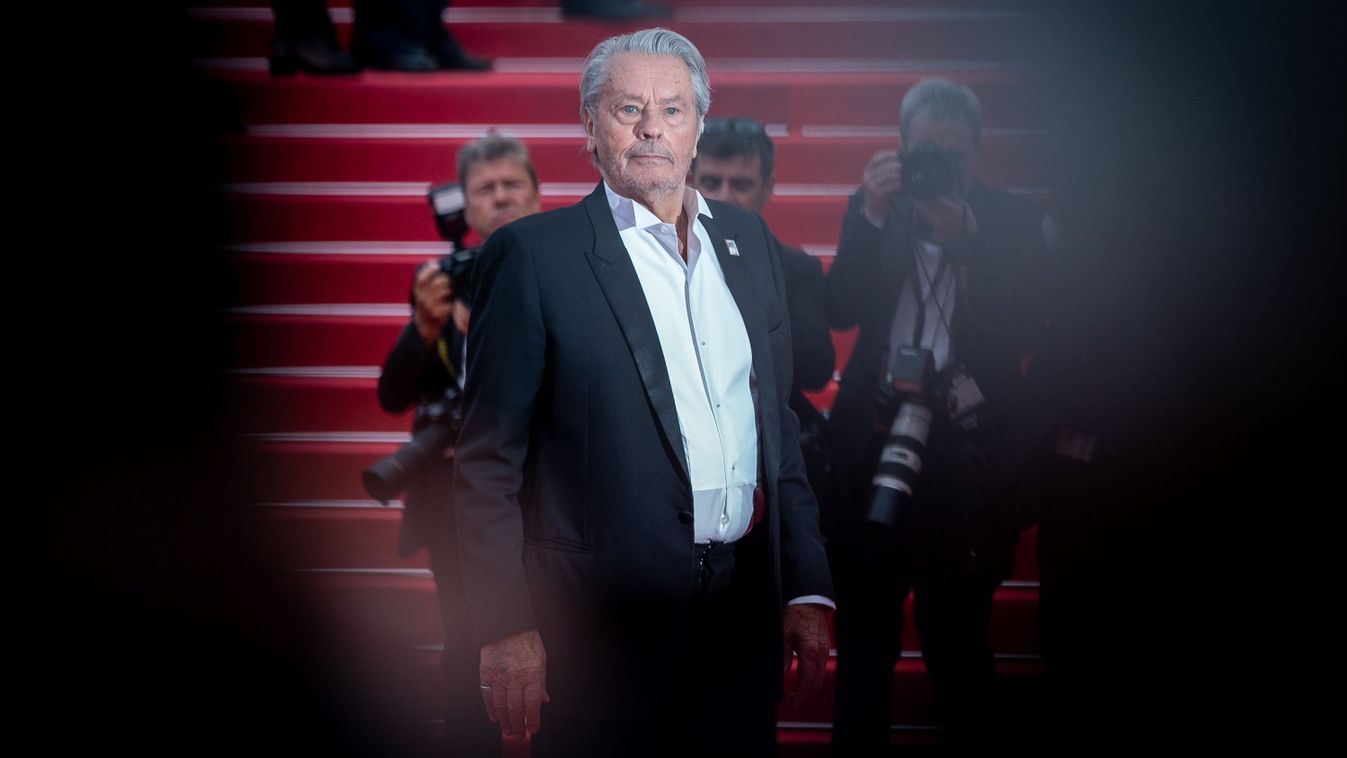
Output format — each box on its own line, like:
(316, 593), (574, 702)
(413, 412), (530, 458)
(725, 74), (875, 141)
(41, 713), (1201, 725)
(427, 181), (469, 251)
(362, 386), (463, 504)
(440, 245), (481, 307)
(867, 346), (935, 528)
(901, 143), (959, 202)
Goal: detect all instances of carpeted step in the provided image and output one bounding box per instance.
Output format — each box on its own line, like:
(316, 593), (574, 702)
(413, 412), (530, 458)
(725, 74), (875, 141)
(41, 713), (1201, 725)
(230, 309), (406, 365)
(218, 132), (1054, 188)
(188, 7), (1039, 62)
(230, 371), (393, 432)
(224, 308), (854, 379)
(227, 365), (842, 432)
(204, 70), (1049, 131)
(218, 191), (1048, 251)
(242, 435), (402, 502)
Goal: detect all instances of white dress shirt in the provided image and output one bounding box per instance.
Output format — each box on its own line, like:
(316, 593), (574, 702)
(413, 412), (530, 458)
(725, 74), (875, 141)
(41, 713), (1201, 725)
(604, 182), (757, 545)
(889, 239), (957, 371)
(604, 182), (835, 610)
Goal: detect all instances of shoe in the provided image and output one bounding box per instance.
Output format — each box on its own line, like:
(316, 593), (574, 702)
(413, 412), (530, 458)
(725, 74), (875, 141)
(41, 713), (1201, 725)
(269, 37), (360, 75)
(362, 46), (440, 72)
(561, 1), (671, 21)
(430, 32), (492, 71)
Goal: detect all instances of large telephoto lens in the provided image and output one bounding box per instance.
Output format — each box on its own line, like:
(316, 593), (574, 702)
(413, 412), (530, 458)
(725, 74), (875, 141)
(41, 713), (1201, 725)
(867, 401), (933, 528)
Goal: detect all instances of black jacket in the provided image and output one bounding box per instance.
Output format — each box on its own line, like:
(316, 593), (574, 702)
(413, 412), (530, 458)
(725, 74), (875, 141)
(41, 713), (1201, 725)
(451, 183), (834, 719)
(827, 183), (1048, 555)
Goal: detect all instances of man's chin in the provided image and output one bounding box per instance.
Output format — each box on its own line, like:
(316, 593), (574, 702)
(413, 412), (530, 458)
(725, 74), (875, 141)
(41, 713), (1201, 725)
(611, 170), (683, 199)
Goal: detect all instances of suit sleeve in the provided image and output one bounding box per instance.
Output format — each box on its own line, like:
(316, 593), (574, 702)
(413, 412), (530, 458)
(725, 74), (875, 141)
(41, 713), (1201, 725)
(376, 321), (435, 413)
(827, 191), (887, 330)
(779, 246), (835, 391)
(761, 221), (835, 604)
(452, 226), (546, 647)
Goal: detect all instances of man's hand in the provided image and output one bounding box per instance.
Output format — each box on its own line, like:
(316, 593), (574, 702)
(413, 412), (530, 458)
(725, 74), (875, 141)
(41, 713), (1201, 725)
(412, 259), (453, 344)
(479, 628), (549, 739)
(913, 195), (979, 250)
(861, 149), (903, 227)
(782, 603), (832, 708)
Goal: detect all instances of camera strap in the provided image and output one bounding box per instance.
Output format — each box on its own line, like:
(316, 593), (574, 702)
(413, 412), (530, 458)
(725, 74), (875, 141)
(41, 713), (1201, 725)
(436, 336), (461, 382)
(909, 240), (955, 349)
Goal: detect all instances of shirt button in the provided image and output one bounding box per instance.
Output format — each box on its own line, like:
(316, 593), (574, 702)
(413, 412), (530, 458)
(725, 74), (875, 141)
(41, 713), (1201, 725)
(720, 514), (729, 525)
(700, 341), (706, 346)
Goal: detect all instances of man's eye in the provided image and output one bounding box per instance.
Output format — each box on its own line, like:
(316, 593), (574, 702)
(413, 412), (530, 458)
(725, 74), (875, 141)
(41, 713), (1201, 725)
(620, 105), (639, 114)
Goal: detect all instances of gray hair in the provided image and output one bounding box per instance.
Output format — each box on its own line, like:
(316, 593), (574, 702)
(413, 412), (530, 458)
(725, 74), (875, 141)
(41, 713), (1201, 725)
(455, 133), (538, 188)
(900, 78), (982, 147)
(579, 28), (711, 121)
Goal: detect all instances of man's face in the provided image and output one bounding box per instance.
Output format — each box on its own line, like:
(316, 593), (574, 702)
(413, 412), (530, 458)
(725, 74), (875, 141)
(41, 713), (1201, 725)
(692, 152), (774, 213)
(905, 109), (979, 197)
(583, 53), (700, 202)
(462, 157), (541, 240)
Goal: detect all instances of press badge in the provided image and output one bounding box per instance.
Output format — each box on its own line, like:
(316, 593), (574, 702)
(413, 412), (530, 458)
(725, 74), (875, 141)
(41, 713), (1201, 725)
(1054, 427), (1099, 463)
(943, 365), (986, 419)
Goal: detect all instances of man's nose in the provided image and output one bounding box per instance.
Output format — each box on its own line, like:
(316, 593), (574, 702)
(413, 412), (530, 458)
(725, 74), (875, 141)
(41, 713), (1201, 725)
(636, 108), (662, 140)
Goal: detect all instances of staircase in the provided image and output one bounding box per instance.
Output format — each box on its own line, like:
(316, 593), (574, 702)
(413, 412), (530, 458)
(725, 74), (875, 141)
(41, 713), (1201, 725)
(193, 1), (1052, 751)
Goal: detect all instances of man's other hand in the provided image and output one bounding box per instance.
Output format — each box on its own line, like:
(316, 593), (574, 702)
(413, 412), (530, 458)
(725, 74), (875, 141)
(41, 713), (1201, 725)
(412, 259), (453, 344)
(782, 603), (831, 708)
(479, 628), (549, 739)
(861, 149), (902, 227)
(913, 195), (979, 250)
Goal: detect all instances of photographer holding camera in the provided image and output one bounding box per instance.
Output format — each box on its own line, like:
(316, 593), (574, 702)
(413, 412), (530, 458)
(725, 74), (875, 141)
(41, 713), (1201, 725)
(826, 79), (1049, 753)
(374, 134), (540, 757)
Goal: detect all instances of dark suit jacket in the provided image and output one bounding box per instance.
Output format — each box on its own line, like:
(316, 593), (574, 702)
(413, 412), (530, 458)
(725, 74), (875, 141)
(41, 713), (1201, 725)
(775, 237), (835, 395)
(378, 315), (465, 558)
(452, 183), (834, 720)
(827, 183), (1047, 556)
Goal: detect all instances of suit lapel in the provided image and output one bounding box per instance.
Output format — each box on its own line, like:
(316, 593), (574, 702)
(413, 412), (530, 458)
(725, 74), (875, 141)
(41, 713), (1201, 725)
(700, 212), (781, 472)
(700, 210), (775, 414)
(582, 185), (690, 484)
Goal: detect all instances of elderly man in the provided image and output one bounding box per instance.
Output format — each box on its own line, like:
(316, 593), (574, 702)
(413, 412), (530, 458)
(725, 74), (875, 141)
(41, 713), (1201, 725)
(827, 78), (1048, 752)
(376, 134), (540, 758)
(451, 28), (834, 758)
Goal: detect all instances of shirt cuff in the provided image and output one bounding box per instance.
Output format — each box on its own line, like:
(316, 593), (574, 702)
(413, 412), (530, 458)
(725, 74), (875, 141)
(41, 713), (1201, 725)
(787, 595), (836, 611)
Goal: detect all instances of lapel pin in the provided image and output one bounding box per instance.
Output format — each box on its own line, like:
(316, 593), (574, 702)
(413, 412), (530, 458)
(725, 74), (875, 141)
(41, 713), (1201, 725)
(725, 239), (740, 256)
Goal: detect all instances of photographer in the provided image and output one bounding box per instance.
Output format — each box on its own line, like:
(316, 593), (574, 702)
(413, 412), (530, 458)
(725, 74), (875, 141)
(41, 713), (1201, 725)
(826, 79), (1048, 752)
(375, 134), (540, 757)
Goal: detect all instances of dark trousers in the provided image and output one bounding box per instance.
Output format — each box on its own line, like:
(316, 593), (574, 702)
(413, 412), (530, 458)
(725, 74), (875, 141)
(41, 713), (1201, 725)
(423, 464), (502, 758)
(830, 537), (1001, 756)
(531, 541), (780, 758)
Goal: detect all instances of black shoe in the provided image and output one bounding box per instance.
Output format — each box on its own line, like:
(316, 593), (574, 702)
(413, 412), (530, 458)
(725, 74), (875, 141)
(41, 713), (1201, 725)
(561, 1), (671, 21)
(362, 45), (440, 72)
(427, 22), (493, 72)
(431, 38), (492, 72)
(269, 37), (360, 75)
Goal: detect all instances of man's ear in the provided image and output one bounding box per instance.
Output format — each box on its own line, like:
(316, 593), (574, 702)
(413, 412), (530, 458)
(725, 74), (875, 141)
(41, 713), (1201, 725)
(765, 172), (776, 198)
(582, 109), (597, 155)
